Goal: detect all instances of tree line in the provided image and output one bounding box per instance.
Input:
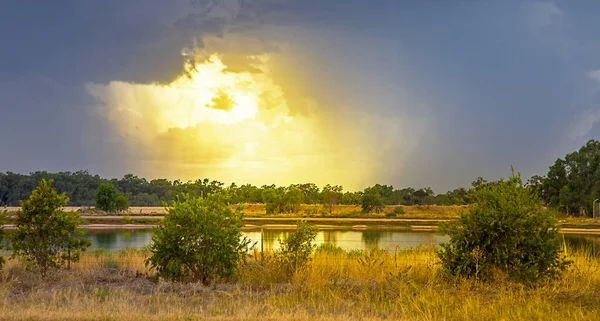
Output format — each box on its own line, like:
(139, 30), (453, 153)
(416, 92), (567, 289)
(0, 171), (471, 209)
(1, 139), (599, 215)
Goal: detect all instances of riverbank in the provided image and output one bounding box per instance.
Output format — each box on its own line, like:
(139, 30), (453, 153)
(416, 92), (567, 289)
(3, 204), (465, 219)
(0, 248), (599, 320)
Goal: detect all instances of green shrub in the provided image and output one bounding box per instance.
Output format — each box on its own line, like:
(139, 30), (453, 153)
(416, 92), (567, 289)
(277, 221), (317, 275)
(10, 179), (91, 275)
(145, 194), (251, 284)
(134, 218), (159, 224)
(437, 170), (571, 285)
(315, 242), (344, 254)
(393, 207), (405, 215)
(122, 216), (132, 224)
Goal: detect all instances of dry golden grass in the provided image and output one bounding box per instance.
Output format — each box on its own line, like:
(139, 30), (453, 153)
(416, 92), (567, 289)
(1, 246), (600, 320)
(238, 204), (464, 219)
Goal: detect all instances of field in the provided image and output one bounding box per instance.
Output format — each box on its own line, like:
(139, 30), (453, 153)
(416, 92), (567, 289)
(1, 247), (600, 320)
(4, 204), (466, 218)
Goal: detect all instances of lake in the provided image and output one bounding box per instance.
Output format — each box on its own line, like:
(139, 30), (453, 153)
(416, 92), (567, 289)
(84, 227), (600, 255)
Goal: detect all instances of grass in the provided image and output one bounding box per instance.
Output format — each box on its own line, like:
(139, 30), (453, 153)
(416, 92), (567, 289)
(1, 246), (600, 320)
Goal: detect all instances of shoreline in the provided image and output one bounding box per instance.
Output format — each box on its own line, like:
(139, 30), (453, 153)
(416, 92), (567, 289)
(2, 223), (600, 234)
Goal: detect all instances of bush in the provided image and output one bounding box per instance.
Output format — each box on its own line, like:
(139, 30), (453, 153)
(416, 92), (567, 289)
(10, 179), (91, 275)
(437, 171), (571, 285)
(122, 216), (132, 224)
(393, 206), (405, 215)
(145, 194), (251, 284)
(277, 221), (317, 275)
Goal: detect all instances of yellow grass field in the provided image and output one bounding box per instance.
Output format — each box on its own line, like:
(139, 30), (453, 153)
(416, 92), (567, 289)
(5, 204), (466, 219)
(1, 247), (599, 320)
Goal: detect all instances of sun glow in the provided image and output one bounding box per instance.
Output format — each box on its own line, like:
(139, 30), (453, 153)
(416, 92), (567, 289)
(87, 52), (381, 189)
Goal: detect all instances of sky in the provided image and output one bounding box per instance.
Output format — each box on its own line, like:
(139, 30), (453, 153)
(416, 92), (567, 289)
(1, 0), (600, 192)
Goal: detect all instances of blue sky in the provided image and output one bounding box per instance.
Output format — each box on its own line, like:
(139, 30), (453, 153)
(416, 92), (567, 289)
(1, 0), (599, 192)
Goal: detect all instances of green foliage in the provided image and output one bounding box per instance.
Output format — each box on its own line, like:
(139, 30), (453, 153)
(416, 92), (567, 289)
(321, 184), (343, 214)
(541, 140), (600, 216)
(361, 188), (384, 213)
(145, 194), (251, 284)
(95, 183), (120, 212)
(387, 206), (405, 216)
(277, 221), (318, 275)
(10, 179), (90, 275)
(437, 170), (571, 285)
(0, 172), (475, 208)
(122, 216), (132, 224)
(262, 185), (303, 214)
(115, 194), (129, 213)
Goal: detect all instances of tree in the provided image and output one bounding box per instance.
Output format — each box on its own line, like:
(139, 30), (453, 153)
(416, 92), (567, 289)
(321, 184), (343, 215)
(115, 194), (129, 213)
(95, 183), (121, 212)
(362, 187), (384, 213)
(145, 194), (251, 284)
(437, 170), (570, 284)
(10, 179), (90, 275)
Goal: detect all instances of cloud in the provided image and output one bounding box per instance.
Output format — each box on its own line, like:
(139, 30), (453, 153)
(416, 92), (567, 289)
(588, 69), (600, 83)
(521, 1), (562, 31)
(519, 1), (570, 54)
(568, 108), (600, 140)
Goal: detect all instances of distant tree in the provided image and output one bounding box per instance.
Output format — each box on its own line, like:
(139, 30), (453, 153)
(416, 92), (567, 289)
(340, 191), (361, 205)
(115, 194), (129, 213)
(543, 140), (600, 216)
(321, 184), (343, 214)
(10, 179), (90, 275)
(361, 187), (384, 213)
(95, 183), (121, 212)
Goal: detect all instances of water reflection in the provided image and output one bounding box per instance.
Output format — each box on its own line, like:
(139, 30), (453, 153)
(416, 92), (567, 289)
(81, 228), (600, 255)
(84, 228), (450, 252)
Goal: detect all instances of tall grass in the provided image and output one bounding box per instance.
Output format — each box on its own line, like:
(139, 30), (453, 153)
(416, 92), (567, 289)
(1, 246), (600, 320)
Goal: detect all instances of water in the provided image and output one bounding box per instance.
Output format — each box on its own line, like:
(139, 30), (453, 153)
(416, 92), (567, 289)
(83, 228), (600, 254)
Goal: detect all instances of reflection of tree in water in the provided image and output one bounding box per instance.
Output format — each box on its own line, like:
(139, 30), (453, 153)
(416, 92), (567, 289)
(323, 231), (338, 245)
(121, 230), (132, 239)
(93, 232), (118, 250)
(564, 235), (600, 257)
(362, 231), (382, 249)
(261, 230), (289, 251)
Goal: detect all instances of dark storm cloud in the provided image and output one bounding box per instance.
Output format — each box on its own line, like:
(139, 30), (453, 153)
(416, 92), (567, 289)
(2, 0), (600, 191)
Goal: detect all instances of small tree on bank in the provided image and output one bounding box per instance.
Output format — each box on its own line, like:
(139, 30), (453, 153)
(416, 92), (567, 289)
(437, 170), (570, 285)
(95, 183), (129, 213)
(146, 194), (251, 284)
(362, 188), (384, 213)
(11, 179), (90, 275)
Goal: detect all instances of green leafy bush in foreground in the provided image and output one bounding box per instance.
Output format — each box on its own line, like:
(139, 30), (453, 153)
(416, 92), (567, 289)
(10, 179), (90, 275)
(437, 170), (571, 285)
(146, 194), (251, 284)
(277, 221), (318, 275)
